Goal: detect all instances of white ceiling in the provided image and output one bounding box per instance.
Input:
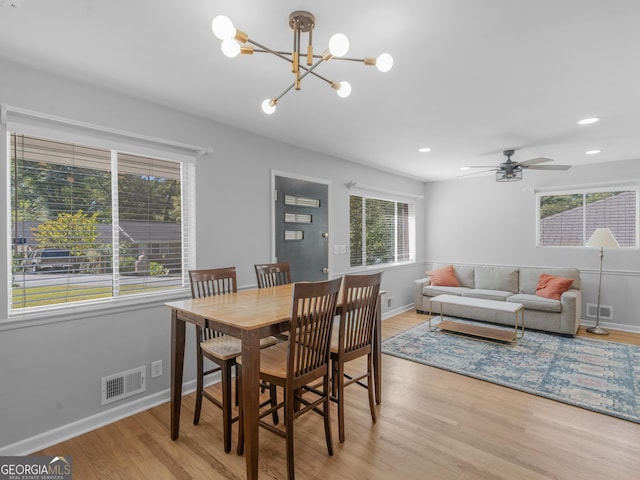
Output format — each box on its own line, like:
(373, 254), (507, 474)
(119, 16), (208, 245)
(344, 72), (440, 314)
(1, 0), (639, 182)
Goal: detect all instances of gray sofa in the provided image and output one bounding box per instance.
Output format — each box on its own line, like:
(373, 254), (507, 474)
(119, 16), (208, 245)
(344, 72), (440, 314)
(414, 264), (582, 336)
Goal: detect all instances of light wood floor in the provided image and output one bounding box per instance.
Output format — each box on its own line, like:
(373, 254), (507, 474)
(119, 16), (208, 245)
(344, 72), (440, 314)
(37, 311), (640, 479)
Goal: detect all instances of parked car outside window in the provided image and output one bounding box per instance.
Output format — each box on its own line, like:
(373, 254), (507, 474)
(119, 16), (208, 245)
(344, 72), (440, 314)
(23, 248), (74, 272)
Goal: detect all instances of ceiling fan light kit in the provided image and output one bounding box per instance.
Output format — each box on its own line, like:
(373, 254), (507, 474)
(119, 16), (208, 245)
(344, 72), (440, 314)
(211, 11), (393, 114)
(496, 169), (523, 182)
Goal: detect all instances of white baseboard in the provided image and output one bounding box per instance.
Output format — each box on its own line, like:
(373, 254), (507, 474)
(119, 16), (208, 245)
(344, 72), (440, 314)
(580, 319), (640, 334)
(0, 379), (200, 456)
(382, 303), (414, 319)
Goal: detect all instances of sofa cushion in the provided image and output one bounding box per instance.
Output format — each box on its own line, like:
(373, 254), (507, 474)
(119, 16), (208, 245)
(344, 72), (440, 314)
(519, 267), (581, 294)
(422, 285), (469, 297)
(535, 273), (574, 300)
(461, 289), (514, 302)
(453, 265), (475, 288)
(474, 265), (519, 293)
(507, 293), (562, 313)
(427, 264), (460, 286)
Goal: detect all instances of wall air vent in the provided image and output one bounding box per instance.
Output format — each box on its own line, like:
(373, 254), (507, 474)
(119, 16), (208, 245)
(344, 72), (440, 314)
(586, 303), (613, 321)
(101, 366), (146, 405)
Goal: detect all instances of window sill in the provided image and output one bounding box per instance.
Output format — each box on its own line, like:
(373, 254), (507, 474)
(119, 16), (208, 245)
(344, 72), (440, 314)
(1, 288), (191, 332)
(348, 260), (416, 274)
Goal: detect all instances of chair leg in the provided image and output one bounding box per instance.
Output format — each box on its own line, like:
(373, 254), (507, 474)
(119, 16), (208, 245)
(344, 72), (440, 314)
(323, 374), (334, 456)
(367, 353), (377, 425)
(285, 387), (296, 480)
(221, 362), (233, 453)
(236, 366), (244, 456)
(194, 344), (204, 425)
(336, 361), (346, 443)
(331, 358), (338, 397)
(270, 384), (279, 425)
(234, 364), (239, 406)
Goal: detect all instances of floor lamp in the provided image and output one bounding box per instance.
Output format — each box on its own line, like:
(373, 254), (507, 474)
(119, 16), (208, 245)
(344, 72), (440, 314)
(585, 228), (619, 335)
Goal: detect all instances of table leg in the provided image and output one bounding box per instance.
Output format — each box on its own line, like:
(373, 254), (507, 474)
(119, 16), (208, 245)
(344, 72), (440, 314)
(170, 309), (186, 440)
(373, 294), (382, 405)
(241, 332), (261, 480)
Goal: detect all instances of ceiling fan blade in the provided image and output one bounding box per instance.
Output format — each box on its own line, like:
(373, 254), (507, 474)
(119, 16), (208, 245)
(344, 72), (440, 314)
(525, 164), (571, 171)
(464, 165), (501, 169)
(519, 157), (553, 166)
(458, 169), (497, 178)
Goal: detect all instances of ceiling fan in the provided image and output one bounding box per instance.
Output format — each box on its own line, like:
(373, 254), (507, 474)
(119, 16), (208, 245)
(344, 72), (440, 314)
(462, 149), (571, 182)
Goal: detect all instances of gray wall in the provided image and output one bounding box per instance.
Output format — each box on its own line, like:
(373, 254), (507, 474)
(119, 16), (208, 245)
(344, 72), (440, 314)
(0, 58), (425, 452)
(2, 55), (637, 454)
(423, 162), (640, 332)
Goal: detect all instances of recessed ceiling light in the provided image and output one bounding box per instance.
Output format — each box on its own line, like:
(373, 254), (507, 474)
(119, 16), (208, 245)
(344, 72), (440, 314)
(460, 166), (471, 170)
(586, 149), (601, 155)
(577, 117), (600, 125)
(418, 147), (432, 153)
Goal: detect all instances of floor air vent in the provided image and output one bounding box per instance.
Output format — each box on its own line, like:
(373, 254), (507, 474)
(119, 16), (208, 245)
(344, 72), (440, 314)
(101, 366), (146, 405)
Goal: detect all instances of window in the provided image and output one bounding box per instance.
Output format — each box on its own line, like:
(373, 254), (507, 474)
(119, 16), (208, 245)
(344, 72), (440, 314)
(8, 130), (194, 312)
(537, 188), (638, 247)
(350, 191), (415, 267)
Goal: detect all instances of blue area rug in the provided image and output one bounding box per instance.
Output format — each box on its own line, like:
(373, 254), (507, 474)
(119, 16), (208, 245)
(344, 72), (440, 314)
(382, 319), (640, 423)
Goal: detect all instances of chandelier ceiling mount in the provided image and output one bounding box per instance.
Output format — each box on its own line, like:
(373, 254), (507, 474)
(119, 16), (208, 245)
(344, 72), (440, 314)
(211, 11), (393, 114)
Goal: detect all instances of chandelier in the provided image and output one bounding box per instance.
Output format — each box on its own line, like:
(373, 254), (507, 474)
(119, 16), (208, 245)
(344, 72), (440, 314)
(211, 11), (393, 114)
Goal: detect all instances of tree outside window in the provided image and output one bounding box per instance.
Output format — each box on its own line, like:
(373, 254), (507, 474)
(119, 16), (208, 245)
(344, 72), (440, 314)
(349, 193), (414, 267)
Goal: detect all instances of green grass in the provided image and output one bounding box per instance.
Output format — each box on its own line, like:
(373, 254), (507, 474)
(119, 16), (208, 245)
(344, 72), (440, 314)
(11, 283), (177, 309)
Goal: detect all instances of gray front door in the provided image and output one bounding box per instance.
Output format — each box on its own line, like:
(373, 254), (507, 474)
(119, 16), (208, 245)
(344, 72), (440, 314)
(274, 176), (329, 282)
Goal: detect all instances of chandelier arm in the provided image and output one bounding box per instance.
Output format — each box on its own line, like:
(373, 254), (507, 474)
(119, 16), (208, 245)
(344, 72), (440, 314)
(271, 56), (334, 106)
(273, 82), (297, 103)
(252, 49), (368, 64)
(297, 57), (331, 85)
(251, 45), (333, 86)
(247, 40), (297, 65)
(329, 56), (367, 63)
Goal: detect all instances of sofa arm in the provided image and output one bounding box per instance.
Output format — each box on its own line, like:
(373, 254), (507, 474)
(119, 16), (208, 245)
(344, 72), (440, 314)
(559, 289), (582, 336)
(414, 277), (431, 313)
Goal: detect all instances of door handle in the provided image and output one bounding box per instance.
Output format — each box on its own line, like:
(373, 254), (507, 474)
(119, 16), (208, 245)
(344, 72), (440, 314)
(322, 232), (329, 238)
(322, 267), (329, 274)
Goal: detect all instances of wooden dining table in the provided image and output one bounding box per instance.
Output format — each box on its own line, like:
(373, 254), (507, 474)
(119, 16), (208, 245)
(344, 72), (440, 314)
(165, 282), (383, 480)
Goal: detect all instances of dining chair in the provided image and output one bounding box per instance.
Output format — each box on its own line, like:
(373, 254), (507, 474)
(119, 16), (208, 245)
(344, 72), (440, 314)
(189, 267), (278, 453)
(330, 272), (382, 443)
(237, 277), (342, 480)
(254, 261), (292, 288)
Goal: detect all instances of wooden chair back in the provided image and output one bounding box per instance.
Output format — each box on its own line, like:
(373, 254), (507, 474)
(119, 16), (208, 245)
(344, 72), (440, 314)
(254, 262), (292, 288)
(189, 267), (237, 341)
(338, 273), (382, 359)
(287, 277), (342, 385)
(189, 267), (237, 298)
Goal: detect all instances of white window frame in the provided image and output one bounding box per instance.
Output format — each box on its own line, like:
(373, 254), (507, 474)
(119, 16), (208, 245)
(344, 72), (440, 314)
(3, 107), (200, 323)
(349, 186), (416, 270)
(536, 186), (639, 249)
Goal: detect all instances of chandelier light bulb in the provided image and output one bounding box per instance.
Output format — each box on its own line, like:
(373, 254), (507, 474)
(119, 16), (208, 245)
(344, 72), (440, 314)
(261, 99), (277, 115)
(376, 53), (394, 72)
(328, 33), (349, 57)
(336, 81), (352, 98)
(221, 38), (241, 58)
(212, 15), (236, 40)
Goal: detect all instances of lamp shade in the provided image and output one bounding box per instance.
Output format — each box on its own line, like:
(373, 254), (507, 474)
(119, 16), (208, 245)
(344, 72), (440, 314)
(586, 228), (620, 249)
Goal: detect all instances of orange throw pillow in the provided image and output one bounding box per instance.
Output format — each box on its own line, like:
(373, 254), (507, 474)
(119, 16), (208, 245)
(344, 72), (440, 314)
(535, 273), (574, 300)
(427, 265), (460, 287)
